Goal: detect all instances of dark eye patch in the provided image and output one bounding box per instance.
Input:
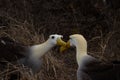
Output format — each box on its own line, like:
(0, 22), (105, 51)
(51, 36), (55, 39)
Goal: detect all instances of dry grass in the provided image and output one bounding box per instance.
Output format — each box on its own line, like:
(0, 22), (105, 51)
(87, 28), (115, 62)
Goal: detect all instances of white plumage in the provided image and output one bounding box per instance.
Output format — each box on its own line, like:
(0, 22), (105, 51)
(19, 34), (66, 73)
(60, 34), (120, 80)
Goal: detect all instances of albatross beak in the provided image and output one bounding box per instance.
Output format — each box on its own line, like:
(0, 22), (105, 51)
(57, 38), (66, 46)
(60, 40), (70, 52)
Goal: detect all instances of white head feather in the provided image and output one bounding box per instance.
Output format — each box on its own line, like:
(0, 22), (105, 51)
(68, 34), (88, 66)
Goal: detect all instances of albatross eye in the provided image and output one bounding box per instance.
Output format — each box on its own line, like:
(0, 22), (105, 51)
(51, 36), (55, 39)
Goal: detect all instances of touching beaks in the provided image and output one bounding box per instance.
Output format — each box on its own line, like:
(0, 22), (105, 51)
(60, 40), (70, 52)
(56, 38), (66, 46)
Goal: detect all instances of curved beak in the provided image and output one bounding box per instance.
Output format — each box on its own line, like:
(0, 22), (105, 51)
(56, 38), (66, 46)
(60, 40), (70, 52)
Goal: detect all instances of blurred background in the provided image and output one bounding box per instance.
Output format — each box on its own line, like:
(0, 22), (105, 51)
(0, 0), (120, 80)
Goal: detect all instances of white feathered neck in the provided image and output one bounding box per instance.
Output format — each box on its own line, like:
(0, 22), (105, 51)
(70, 34), (87, 66)
(30, 39), (55, 59)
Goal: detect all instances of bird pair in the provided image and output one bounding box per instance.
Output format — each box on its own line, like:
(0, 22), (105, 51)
(0, 34), (120, 80)
(22, 34), (85, 74)
(0, 34), (85, 74)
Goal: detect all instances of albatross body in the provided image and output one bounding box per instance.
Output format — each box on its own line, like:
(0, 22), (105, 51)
(0, 34), (66, 73)
(20, 34), (66, 73)
(60, 34), (120, 80)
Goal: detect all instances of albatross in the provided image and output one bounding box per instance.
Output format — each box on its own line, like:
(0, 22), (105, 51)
(60, 34), (120, 80)
(20, 34), (66, 73)
(0, 34), (66, 73)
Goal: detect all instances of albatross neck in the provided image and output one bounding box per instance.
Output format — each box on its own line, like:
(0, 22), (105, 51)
(76, 43), (87, 66)
(31, 39), (55, 58)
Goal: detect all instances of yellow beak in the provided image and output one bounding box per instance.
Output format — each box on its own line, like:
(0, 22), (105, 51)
(60, 40), (70, 52)
(57, 38), (66, 46)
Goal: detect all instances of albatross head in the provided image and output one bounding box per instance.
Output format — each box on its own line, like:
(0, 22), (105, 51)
(48, 34), (66, 46)
(60, 34), (87, 52)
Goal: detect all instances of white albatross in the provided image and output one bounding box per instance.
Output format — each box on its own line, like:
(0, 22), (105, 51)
(0, 34), (66, 73)
(60, 34), (120, 80)
(19, 34), (66, 73)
